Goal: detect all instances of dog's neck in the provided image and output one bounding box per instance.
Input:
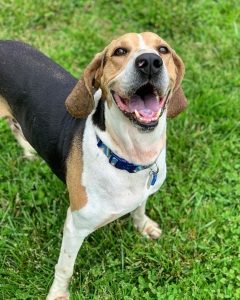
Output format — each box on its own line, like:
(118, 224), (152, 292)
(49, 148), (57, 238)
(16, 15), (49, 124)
(95, 100), (166, 165)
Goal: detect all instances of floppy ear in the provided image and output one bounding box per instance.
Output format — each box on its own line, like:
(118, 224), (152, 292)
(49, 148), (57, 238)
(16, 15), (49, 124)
(65, 51), (105, 118)
(167, 50), (188, 118)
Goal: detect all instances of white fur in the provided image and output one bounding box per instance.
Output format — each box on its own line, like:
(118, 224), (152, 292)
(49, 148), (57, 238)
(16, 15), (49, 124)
(47, 33), (169, 299)
(0, 95), (36, 159)
(8, 119), (36, 159)
(138, 33), (147, 49)
(137, 33), (159, 55)
(47, 109), (167, 299)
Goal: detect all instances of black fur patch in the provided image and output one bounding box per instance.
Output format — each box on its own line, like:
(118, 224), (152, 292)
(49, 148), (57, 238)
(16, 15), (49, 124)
(0, 40), (86, 182)
(92, 99), (105, 131)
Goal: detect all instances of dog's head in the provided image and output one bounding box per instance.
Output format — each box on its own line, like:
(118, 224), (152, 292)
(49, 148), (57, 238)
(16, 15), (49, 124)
(66, 32), (187, 130)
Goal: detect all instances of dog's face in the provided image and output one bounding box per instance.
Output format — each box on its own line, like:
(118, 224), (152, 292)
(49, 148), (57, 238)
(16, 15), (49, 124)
(66, 32), (187, 129)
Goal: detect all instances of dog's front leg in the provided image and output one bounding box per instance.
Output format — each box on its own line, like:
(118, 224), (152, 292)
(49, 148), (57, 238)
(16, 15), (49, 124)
(131, 200), (162, 239)
(46, 208), (90, 300)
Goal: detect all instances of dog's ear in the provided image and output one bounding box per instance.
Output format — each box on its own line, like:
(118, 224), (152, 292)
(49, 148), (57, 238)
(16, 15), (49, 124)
(167, 50), (187, 118)
(65, 51), (105, 118)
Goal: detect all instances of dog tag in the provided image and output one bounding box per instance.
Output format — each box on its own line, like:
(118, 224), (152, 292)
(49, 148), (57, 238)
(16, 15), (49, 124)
(147, 170), (158, 189)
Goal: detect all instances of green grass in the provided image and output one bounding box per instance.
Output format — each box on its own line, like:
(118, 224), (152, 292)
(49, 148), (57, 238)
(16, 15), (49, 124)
(0, 0), (239, 299)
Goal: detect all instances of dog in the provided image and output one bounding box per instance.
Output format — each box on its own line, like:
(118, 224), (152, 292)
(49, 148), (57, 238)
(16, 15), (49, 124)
(0, 32), (187, 299)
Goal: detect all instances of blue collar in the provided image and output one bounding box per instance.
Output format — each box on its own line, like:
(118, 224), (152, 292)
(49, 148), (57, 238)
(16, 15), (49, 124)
(96, 135), (156, 174)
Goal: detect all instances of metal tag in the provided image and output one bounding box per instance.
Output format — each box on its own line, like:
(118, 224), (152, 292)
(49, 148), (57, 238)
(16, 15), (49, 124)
(147, 170), (158, 189)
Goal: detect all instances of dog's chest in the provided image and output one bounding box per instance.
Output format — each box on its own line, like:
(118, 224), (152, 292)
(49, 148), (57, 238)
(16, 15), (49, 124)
(81, 121), (166, 222)
(83, 152), (149, 214)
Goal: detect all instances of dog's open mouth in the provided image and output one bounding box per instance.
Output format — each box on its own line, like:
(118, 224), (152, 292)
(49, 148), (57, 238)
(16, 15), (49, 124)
(111, 83), (167, 125)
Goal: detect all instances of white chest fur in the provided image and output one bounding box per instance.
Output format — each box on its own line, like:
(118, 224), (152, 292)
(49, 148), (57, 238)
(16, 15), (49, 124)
(74, 116), (167, 232)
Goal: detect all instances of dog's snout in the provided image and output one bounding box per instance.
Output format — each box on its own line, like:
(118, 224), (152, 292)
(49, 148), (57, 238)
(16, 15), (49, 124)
(135, 53), (163, 76)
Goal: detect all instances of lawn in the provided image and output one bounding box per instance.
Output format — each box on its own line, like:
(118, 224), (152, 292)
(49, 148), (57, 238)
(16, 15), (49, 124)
(0, 0), (239, 299)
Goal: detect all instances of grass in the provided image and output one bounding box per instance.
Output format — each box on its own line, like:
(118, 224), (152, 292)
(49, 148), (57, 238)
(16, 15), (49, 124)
(0, 0), (239, 299)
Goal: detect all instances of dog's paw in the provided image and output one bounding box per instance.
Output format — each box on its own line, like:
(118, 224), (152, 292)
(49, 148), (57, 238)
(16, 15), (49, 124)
(56, 296), (69, 300)
(134, 216), (162, 239)
(46, 290), (69, 300)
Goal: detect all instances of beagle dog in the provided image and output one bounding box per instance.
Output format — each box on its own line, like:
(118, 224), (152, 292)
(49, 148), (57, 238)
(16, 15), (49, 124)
(0, 32), (187, 299)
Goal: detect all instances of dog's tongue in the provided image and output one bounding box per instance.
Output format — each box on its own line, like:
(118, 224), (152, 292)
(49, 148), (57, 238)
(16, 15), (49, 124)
(128, 94), (161, 117)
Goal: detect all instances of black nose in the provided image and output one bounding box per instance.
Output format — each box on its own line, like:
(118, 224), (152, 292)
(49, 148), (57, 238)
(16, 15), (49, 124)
(135, 53), (163, 77)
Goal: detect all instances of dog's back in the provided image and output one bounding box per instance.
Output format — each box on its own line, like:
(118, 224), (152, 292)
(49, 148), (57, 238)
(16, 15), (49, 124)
(0, 41), (85, 181)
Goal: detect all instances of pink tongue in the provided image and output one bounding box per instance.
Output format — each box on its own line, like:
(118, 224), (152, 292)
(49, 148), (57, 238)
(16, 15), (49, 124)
(128, 94), (161, 117)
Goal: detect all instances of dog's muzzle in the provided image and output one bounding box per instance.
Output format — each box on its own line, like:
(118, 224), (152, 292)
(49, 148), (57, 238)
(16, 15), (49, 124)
(110, 52), (169, 131)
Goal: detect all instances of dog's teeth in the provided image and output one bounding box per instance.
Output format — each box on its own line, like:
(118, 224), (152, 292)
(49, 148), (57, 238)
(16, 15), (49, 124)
(134, 110), (141, 118)
(156, 109), (162, 117)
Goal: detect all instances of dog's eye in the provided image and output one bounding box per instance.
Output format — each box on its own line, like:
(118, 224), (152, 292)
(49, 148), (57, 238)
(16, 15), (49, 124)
(158, 46), (169, 54)
(113, 48), (128, 56)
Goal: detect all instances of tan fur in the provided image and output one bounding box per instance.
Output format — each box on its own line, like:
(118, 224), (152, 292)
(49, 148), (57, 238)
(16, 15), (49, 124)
(167, 87), (187, 118)
(140, 31), (166, 46)
(101, 33), (140, 84)
(139, 32), (187, 117)
(66, 137), (87, 211)
(66, 32), (187, 119)
(166, 50), (187, 117)
(65, 52), (105, 118)
(0, 95), (12, 117)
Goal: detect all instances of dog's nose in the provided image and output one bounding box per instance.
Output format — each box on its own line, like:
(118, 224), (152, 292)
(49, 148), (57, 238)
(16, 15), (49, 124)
(135, 53), (163, 76)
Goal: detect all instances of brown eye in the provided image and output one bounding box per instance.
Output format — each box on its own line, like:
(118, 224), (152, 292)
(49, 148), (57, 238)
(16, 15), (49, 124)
(113, 48), (128, 56)
(158, 46), (169, 54)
